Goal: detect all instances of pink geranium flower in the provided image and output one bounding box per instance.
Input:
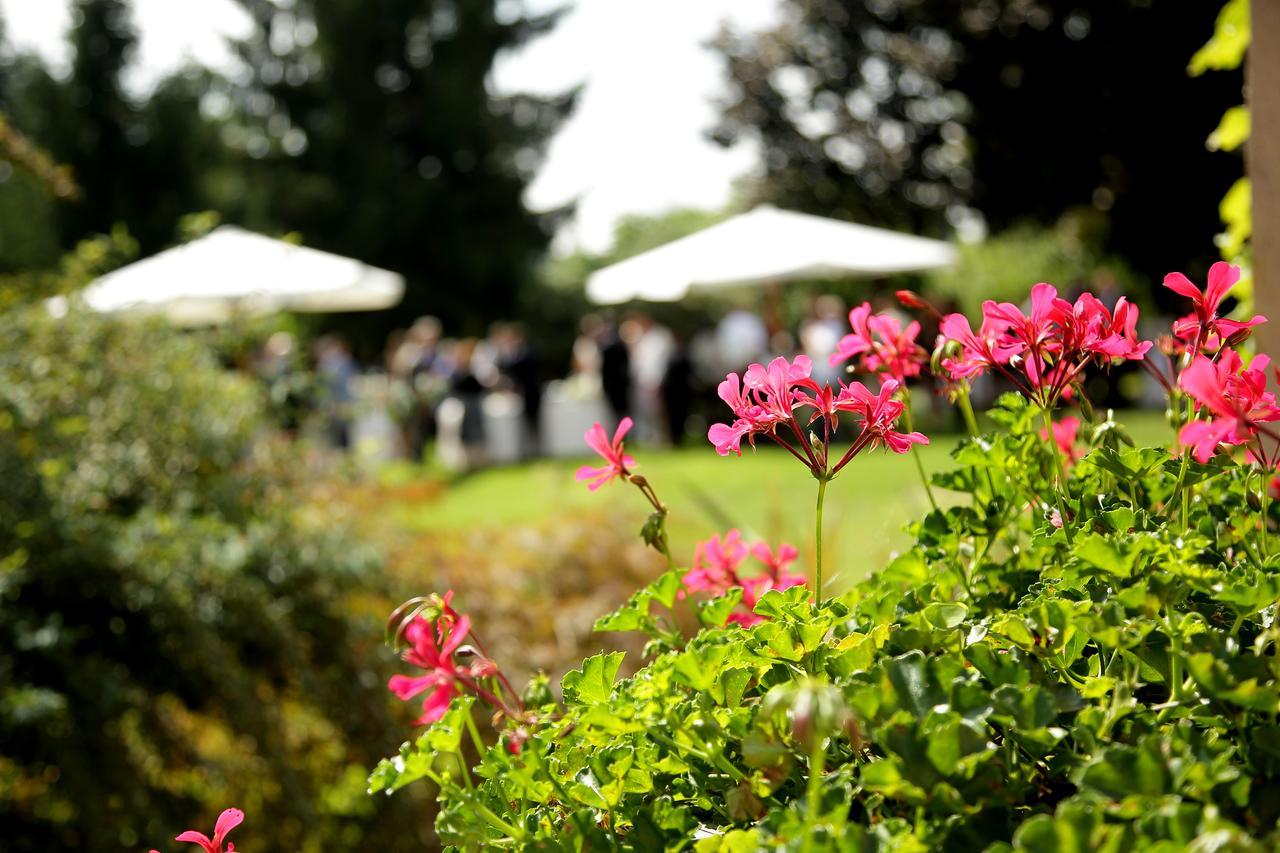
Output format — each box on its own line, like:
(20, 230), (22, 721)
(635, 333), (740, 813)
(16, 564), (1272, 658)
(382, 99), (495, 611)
(938, 312), (1017, 381)
(744, 355), (816, 420)
(709, 353), (927, 481)
(1164, 262), (1264, 350)
(939, 285), (1151, 407)
(152, 808), (244, 853)
(1039, 415), (1084, 466)
(684, 532), (807, 627)
(836, 379), (929, 454)
(750, 541), (800, 576)
(708, 356), (817, 457)
(683, 530), (749, 595)
(1178, 351), (1280, 463)
(576, 417), (637, 490)
(829, 303), (928, 385)
(388, 607), (474, 725)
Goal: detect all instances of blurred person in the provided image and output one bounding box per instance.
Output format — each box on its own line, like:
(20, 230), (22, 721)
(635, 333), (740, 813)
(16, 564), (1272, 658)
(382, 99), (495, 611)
(447, 338), (488, 465)
(573, 313), (604, 380)
(661, 333), (694, 446)
(314, 334), (356, 450)
(800, 294), (847, 386)
(716, 308), (768, 374)
(493, 321), (544, 456)
(624, 313), (674, 443)
(598, 315), (632, 427)
(396, 316), (445, 461)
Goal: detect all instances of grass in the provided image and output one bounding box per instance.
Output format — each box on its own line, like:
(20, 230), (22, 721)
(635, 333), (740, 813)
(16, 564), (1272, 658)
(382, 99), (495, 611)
(375, 410), (1172, 590)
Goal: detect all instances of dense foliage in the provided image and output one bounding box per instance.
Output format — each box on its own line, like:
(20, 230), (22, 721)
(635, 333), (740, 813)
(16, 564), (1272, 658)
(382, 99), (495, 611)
(367, 265), (1280, 850)
(0, 305), (428, 851)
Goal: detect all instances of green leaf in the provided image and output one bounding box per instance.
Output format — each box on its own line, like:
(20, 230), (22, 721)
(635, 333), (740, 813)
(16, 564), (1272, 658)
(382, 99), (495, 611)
(1072, 533), (1137, 578)
(1189, 0), (1249, 76)
(884, 651), (946, 718)
(1012, 799), (1101, 853)
(992, 684), (1057, 730)
(694, 829), (762, 852)
(367, 696), (475, 795)
(1208, 105), (1249, 152)
(561, 651), (625, 705)
(593, 569), (684, 633)
(923, 601), (968, 630)
(1078, 738), (1172, 798)
(1185, 652), (1280, 711)
(698, 587), (744, 628)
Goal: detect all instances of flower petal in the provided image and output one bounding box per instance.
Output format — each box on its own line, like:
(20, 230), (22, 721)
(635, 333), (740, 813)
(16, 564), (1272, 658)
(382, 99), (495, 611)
(1163, 271), (1202, 301)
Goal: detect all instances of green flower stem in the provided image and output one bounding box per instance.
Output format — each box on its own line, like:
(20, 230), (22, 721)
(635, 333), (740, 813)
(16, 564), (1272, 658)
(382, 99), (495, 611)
(1166, 614), (1185, 704)
(803, 740), (826, 852)
(1041, 407), (1074, 545)
(957, 387), (981, 438)
(464, 710), (489, 758)
(814, 476), (828, 599)
(903, 400), (938, 512)
(1169, 392), (1195, 531)
(423, 767), (526, 841)
(1259, 466), (1271, 559)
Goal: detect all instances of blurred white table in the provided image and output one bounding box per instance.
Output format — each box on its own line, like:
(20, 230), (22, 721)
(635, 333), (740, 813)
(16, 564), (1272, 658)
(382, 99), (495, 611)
(541, 378), (611, 458)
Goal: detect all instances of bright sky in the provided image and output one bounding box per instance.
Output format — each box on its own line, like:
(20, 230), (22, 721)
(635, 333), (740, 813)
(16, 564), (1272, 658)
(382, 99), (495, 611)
(0, 0), (779, 253)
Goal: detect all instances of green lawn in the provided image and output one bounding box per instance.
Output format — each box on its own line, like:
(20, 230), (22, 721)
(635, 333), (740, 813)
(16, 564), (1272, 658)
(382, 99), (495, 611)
(378, 411), (1171, 589)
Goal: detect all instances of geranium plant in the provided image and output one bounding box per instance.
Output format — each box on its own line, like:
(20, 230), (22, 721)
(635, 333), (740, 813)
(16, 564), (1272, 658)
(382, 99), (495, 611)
(367, 263), (1280, 851)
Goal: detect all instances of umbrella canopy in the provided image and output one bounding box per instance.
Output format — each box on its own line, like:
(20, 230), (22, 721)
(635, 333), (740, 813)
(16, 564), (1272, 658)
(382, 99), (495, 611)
(77, 226), (404, 325)
(586, 205), (956, 305)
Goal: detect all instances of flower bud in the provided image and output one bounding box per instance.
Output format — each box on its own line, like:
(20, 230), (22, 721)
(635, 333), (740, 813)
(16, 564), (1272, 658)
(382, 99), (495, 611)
(761, 678), (848, 752)
(522, 672), (554, 708)
(504, 726), (529, 755)
(1077, 394), (1096, 424)
(1223, 326), (1255, 350)
(896, 289), (927, 310)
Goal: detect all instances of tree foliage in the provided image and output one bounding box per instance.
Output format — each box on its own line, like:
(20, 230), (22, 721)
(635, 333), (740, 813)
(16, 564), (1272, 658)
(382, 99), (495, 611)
(712, 1), (1242, 281)
(0, 0), (573, 339)
(221, 0), (574, 336)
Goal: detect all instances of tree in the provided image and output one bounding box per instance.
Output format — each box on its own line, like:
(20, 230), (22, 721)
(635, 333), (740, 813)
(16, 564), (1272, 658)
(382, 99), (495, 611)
(0, 1), (226, 259)
(224, 0), (575, 338)
(712, 1), (1242, 282)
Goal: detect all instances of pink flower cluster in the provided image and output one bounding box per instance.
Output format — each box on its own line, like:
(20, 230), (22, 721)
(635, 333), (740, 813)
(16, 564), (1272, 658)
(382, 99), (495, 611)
(829, 302), (928, 384)
(707, 355), (927, 474)
(682, 530), (806, 628)
(388, 591), (497, 725)
(1178, 351), (1280, 465)
(1154, 262), (1280, 466)
(151, 808), (243, 853)
(1166, 262), (1264, 354)
(939, 283), (1150, 406)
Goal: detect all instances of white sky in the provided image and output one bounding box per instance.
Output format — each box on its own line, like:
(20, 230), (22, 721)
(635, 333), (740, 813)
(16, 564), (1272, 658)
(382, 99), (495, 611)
(0, 0), (779, 253)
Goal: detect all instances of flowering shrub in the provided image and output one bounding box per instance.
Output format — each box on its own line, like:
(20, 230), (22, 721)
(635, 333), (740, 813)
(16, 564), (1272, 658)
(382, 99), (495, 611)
(369, 264), (1280, 849)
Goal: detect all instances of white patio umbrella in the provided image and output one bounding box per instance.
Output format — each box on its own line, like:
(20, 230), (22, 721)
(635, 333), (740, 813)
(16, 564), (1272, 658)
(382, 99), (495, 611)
(586, 205), (956, 305)
(74, 226), (404, 325)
